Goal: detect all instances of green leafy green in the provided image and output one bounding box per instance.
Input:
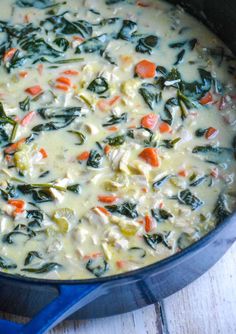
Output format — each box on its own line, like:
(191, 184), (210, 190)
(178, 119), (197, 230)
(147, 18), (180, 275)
(136, 35), (158, 54)
(102, 112), (127, 127)
(139, 83), (162, 110)
(213, 194), (231, 224)
(24, 251), (42, 266)
(106, 135), (125, 146)
(105, 202), (138, 219)
(19, 96), (30, 112)
(117, 20), (137, 41)
(75, 34), (109, 54)
(21, 262), (62, 273)
(177, 189), (203, 210)
(87, 76), (109, 95)
(86, 257), (109, 277)
(0, 255), (17, 269)
(87, 150), (103, 168)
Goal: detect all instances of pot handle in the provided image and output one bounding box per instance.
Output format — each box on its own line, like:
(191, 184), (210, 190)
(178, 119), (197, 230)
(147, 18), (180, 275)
(0, 283), (103, 334)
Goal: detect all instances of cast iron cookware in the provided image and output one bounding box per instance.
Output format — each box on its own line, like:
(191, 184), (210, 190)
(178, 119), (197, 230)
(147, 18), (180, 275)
(0, 1), (236, 333)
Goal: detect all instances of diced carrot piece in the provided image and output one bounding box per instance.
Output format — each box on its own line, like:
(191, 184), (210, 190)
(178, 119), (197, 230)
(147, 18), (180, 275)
(77, 151), (90, 161)
(205, 127), (219, 140)
(141, 187), (148, 193)
(24, 14), (29, 23)
(8, 199), (25, 210)
(98, 195), (118, 204)
(136, 1), (150, 7)
(12, 208), (25, 217)
(4, 138), (26, 154)
(19, 71), (28, 78)
(178, 169), (187, 177)
(141, 113), (158, 130)
(39, 148), (48, 159)
(37, 64), (43, 76)
(120, 55), (133, 65)
(95, 207), (111, 216)
(73, 36), (85, 42)
(97, 99), (109, 112)
(63, 70), (80, 76)
(108, 95), (120, 106)
(55, 84), (69, 92)
(108, 126), (118, 132)
(20, 111), (36, 126)
(159, 122), (172, 133)
(135, 60), (156, 79)
(83, 252), (103, 260)
(5, 155), (12, 163)
(104, 145), (111, 155)
(144, 215), (152, 232)
(3, 48), (17, 62)
(200, 92), (213, 105)
(25, 85), (43, 96)
(210, 167), (219, 178)
(116, 260), (126, 269)
(139, 148), (160, 167)
(56, 77), (72, 86)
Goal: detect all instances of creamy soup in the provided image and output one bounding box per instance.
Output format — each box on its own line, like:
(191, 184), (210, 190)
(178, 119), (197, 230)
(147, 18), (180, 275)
(0, 0), (235, 279)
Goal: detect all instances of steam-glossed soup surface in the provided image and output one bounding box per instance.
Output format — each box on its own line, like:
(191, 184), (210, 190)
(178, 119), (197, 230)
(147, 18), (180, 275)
(0, 0), (235, 279)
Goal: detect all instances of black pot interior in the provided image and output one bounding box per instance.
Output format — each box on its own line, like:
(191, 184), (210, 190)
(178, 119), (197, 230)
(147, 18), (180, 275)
(168, 0), (236, 55)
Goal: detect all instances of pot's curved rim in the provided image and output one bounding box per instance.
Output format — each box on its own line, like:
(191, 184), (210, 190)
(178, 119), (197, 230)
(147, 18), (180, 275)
(0, 211), (235, 286)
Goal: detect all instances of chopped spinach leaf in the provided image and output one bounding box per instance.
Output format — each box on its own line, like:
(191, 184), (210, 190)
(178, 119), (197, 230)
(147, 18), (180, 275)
(67, 184), (81, 194)
(21, 262), (62, 273)
(192, 145), (234, 164)
(160, 97), (178, 125)
(105, 202), (138, 219)
(0, 255), (17, 269)
(153, 175), (172, 189)
(177, 189), (203, 210)
(136, 35), (158, 54)
(19, 96), (30, 112)
(151, 208), (173, 222)
(24, 251), (42, 266)
(53, 37), (69, 51)
(139, 83), (162, 110)
(174, 49), (185, 66)
(143, 233), (166, 250)
(87, 150), (103, 168)
(16, 0), (56, 9)
(75, 34), (109, 54)
(86, 257), (108, 277)
(213, 194), (231, 224)
(117, 20), (137, 41)
(87, 76), (109, 95)
(106, 135), (125, 146)
(102, 112), (127, 127)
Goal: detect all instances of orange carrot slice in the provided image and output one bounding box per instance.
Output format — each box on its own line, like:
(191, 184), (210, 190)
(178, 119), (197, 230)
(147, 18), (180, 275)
(3, 48), (17, 62)
(20, 111), (36, 126)
(39, 148), (48, 159)
(141, 113), (158, 129)
(25, 85), (43, 96)
(159, 122), (172, 133)
(135, 60), (156, 78)
(56, 77), (72, 86)
(98, 195), (118, 204)
(205, 127), (218, 139)
(77, 151), (90, 161)
(139, 147), (160, 167)
(200, 92), (213, 105)
(144, 215), (152, 232)
(4, 138), (26, 154)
